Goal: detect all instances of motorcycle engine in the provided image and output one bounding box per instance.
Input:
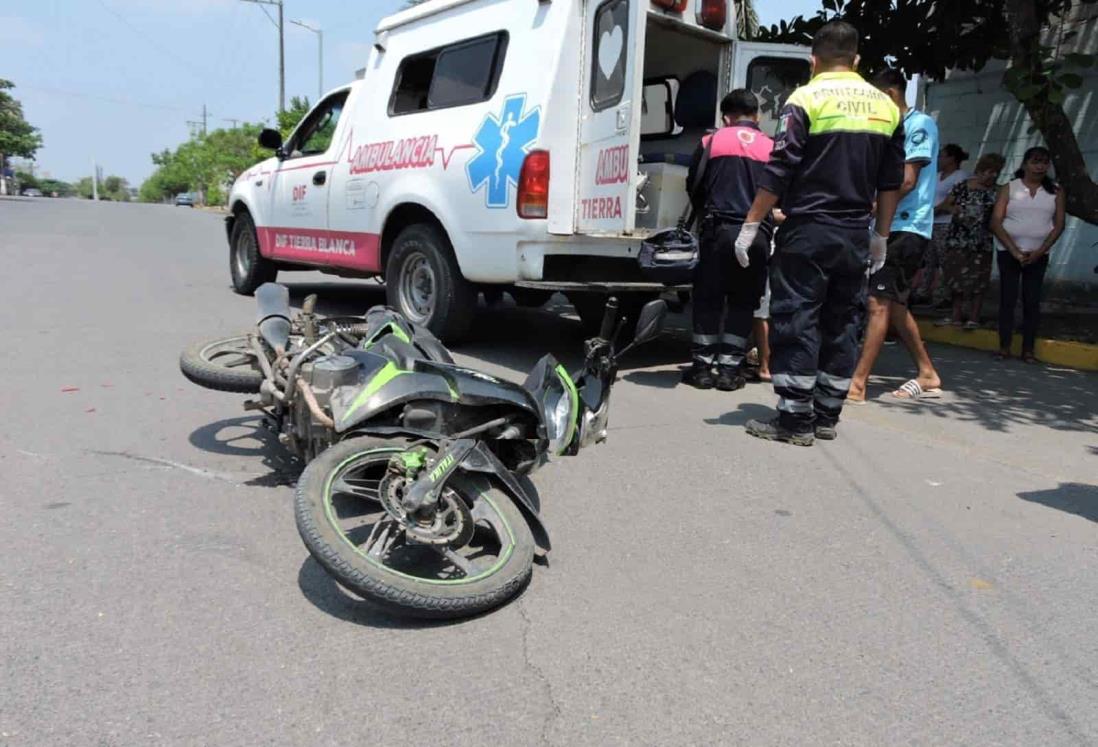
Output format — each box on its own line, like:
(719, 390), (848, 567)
(288, 355), (358, 459)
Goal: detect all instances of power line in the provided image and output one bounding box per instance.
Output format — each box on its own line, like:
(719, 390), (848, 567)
(240, 0), (285, 113)
(257, 3), (280, 29)
(20, 85), (249, 125)
(92, 0), (217, 82)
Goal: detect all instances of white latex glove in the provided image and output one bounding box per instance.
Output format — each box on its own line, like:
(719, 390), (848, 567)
(734, 222), (760, 269)
(869, 232), (888, 275)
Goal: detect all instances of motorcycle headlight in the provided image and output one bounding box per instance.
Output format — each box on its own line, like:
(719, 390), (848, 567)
(541, 365), (579, 455)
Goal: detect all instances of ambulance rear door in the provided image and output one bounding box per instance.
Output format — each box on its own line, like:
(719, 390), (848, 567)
(575, 0), (648, 234)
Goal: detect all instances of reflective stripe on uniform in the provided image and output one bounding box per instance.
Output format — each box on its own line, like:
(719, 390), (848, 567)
(772, 373), (816, 391)
(778, 397), (813, 414)
(817, 371), (852, 391)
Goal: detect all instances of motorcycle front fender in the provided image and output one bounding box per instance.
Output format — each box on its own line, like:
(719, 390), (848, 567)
(460, 443), (551, 552)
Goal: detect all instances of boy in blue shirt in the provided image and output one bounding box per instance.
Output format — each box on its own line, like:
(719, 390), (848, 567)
(848, 68), (943, 403)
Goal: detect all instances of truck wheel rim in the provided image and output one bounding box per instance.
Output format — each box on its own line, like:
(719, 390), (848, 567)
(398, 252), (435, 323)
(233, 236), (252, 279)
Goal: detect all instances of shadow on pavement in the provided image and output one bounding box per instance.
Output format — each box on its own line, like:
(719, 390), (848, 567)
(869, 344), (1098, 435)
(705, 402), (775, 427)
(283, 281), (692, 376)
(296, 555), (508, 629)
(188, 415), (303, 487)
(1017, 482), (1098, 523)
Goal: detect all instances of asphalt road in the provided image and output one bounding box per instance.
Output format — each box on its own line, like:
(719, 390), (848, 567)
(2, 197), (1097, 746)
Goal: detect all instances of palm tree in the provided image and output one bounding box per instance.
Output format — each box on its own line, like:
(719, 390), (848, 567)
(734, 0), (759, 39)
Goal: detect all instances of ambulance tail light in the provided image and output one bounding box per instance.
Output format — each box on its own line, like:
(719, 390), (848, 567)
(698, 0), (727, 30)
(652, 0), (688, 12)
(517, 150), (550, 219)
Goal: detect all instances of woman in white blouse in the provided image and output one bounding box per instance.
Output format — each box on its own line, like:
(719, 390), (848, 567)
(989, 147), (1066, 363)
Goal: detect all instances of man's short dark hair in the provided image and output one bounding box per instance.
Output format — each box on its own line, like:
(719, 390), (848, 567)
(721, 89), (758, 119)
(871, 67), (907, 94)
(811, 21), (859, 66)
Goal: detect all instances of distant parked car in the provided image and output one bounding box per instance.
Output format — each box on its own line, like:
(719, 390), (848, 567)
(21, 187), (43, 197)
(175, 193), (195, 207)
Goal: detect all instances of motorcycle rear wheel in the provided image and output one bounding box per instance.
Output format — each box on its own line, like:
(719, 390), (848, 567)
(295, 437), (535, 619)
(180, 333), (266, 393)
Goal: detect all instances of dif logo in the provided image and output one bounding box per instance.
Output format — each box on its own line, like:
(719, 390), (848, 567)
(292, 185), (307, 201)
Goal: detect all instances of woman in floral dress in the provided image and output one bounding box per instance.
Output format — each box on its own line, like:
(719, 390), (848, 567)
(936, 153), (1006, 330)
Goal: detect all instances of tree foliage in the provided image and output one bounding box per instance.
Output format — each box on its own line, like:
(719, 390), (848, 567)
(757, 0), (1098, 224)
(139, 123), (268, 204)
(75, 174), (130, 201)
(0, 79), (42, 163)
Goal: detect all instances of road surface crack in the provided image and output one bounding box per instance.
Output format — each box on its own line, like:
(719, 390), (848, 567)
(87, 450), (239, 484)
(517, 597), (561, 745)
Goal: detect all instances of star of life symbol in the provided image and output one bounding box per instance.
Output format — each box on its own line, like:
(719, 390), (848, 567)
(467, 94), (541, 208)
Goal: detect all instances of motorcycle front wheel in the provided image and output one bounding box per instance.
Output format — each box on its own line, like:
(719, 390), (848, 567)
(294, 437), (535, 619)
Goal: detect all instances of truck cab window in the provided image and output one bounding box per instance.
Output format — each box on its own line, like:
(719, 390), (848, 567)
(288, 92), (349, 157)
(391, 32), (508, 115)
(591, 0), (629, 112)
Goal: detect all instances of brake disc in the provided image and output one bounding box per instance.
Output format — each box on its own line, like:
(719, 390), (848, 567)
(378, 473), (474, 548)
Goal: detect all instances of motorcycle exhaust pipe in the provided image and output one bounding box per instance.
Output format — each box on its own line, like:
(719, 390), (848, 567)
(255, 283), (292, 351)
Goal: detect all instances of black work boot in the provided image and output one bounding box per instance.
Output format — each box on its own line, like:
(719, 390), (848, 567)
(745, 417), (815, 447)
(815, 422), (838, 441)
(682, 363), (716, 389)
(715, 366), (746, 392)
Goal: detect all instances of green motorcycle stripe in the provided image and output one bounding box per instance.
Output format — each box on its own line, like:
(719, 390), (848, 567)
(322, 450), (516, 585)
(554, 364), (579, 455)
(342, 362), (405, 423)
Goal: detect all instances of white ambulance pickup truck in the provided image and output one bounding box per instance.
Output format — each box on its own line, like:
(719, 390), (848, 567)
(226, 0), (809, 341)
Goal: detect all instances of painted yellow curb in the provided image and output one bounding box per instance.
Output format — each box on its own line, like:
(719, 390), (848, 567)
(917, 321), (1098, 371)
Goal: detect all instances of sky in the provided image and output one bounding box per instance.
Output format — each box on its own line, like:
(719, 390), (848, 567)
(4, 0), (824, 185)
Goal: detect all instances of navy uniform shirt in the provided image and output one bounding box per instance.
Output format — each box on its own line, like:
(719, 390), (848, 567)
(759, 71), (906, 228)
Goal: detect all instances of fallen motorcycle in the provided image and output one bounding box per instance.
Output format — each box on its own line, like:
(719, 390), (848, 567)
(181, 283), (666, 618)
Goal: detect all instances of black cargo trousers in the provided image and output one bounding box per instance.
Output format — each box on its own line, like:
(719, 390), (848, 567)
(768, 219), (869, 432)
(691, 215), (770, 370)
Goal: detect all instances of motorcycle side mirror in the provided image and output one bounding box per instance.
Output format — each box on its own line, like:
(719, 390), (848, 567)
(632, 299), (668, 346)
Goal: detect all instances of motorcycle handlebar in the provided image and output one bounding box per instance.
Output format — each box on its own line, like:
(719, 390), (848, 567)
(599, 297), (619, 341)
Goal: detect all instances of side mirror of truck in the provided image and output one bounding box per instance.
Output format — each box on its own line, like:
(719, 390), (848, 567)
(258, 128), (284, 153)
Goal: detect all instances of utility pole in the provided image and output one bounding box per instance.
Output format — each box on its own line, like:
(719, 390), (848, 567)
(202, 104), (208, 135)
(241, 0), (285, 112)
(91, 159), (99, 201)
(290, 19), (323, 100)
(223, 118), (241, 129)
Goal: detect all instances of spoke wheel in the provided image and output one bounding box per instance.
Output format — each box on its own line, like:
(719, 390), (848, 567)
(295, 437), (535, 619)
(180, 333), (266, 393)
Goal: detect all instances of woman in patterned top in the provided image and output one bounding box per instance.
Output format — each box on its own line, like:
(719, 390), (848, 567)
(935, 153), (1006, 330)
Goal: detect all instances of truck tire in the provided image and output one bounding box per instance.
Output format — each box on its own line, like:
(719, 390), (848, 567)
(385, 224), (475, 343)
(230, 211), (278, 295)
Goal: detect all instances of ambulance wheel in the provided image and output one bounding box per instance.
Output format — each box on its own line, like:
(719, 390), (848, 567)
(386, 224), (475, 343)
(230, 211), (278, 295)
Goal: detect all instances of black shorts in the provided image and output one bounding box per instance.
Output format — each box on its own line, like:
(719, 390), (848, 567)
(868, 231), (930, 305)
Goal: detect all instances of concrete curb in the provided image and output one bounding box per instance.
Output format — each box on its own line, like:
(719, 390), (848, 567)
(917, 320), (1098, 371)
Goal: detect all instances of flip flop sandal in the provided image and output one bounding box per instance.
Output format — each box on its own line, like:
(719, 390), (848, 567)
(892, 379), (943, 400)
(1022, 353), (1039, 364)
(993, 351), (1010, 360)
(963, 321), (980, 331)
